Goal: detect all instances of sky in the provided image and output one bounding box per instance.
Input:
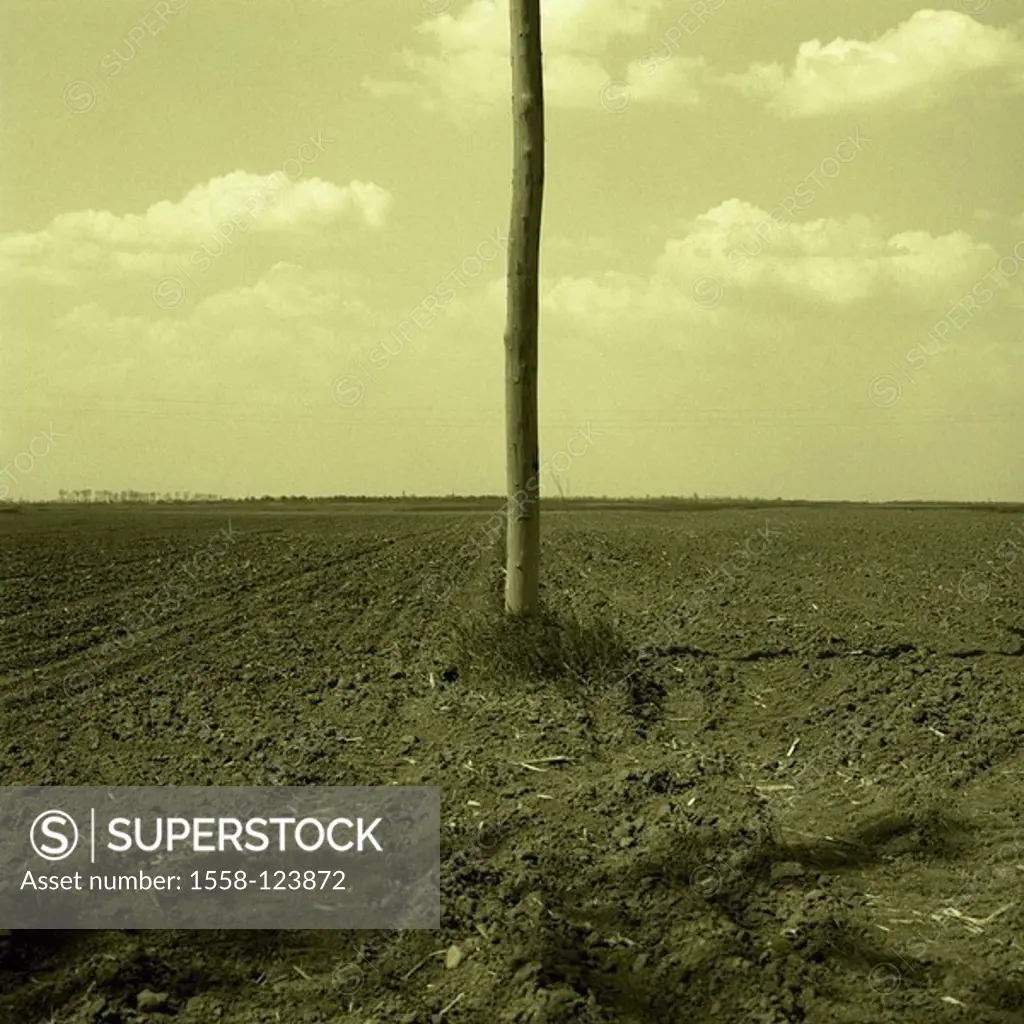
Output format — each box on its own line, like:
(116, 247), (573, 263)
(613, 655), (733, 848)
(1, 0), (1022, 501)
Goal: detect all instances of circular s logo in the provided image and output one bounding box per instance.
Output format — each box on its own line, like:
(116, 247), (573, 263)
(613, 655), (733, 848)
(868, 962), (901, 995)
(600, 80), (632, 113)
(332, 374), (365, 408)
(30, 809), (80, 861)
(868, 375), (901, 408)
(152, 276), (186, 310)
(63, 80), (97, 114)
(957, 570), (990, 603)
(690, 275), (723, 309)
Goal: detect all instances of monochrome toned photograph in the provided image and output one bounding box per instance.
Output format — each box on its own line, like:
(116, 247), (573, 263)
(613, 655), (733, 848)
(1, 1), (1022, 1021)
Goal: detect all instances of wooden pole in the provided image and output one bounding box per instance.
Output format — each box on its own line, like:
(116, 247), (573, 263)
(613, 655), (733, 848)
(504, 0), (545, 616)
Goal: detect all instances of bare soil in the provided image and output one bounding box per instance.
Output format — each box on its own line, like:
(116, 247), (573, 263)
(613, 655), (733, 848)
(1, 503), (1022, 1023)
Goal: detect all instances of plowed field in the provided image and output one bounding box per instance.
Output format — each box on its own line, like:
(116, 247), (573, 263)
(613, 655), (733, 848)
(1, 503), (1022, 1023)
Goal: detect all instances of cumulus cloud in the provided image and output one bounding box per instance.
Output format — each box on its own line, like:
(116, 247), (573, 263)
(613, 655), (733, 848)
(364, 0), (666, 115)
(541, 200), (1009, 325)
(624, 54), (707, 106)
(382, 5), (1024, 118)
(654, 200), (999, 305)
(48, 262), (380, 402)
(546, 270), (652, 319)
(721, 9), (1024, 117)
(192, 261), (380, 325)
(0, 171), (392, 286)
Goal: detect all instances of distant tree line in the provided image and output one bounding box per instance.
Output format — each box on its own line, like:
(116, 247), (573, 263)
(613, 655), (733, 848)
(28, 493), (1014, 508)
(54, 490), (224, 503)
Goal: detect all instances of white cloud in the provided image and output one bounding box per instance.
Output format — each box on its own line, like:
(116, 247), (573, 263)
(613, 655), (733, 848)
(540, 201), (1008, 325)
(624, 53), (707, 105)
(48, 263), (378, 403)
(546, 271), (649, 319)
(416, 0), (662, 57)
(365, 0), (666, 115)
(722, 9), (1024, 117)
(660, 201), (1000, 306)
(192, 262), (380, 325)
(383, 6), (1024, 118)
(0, 171), (392, 286)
